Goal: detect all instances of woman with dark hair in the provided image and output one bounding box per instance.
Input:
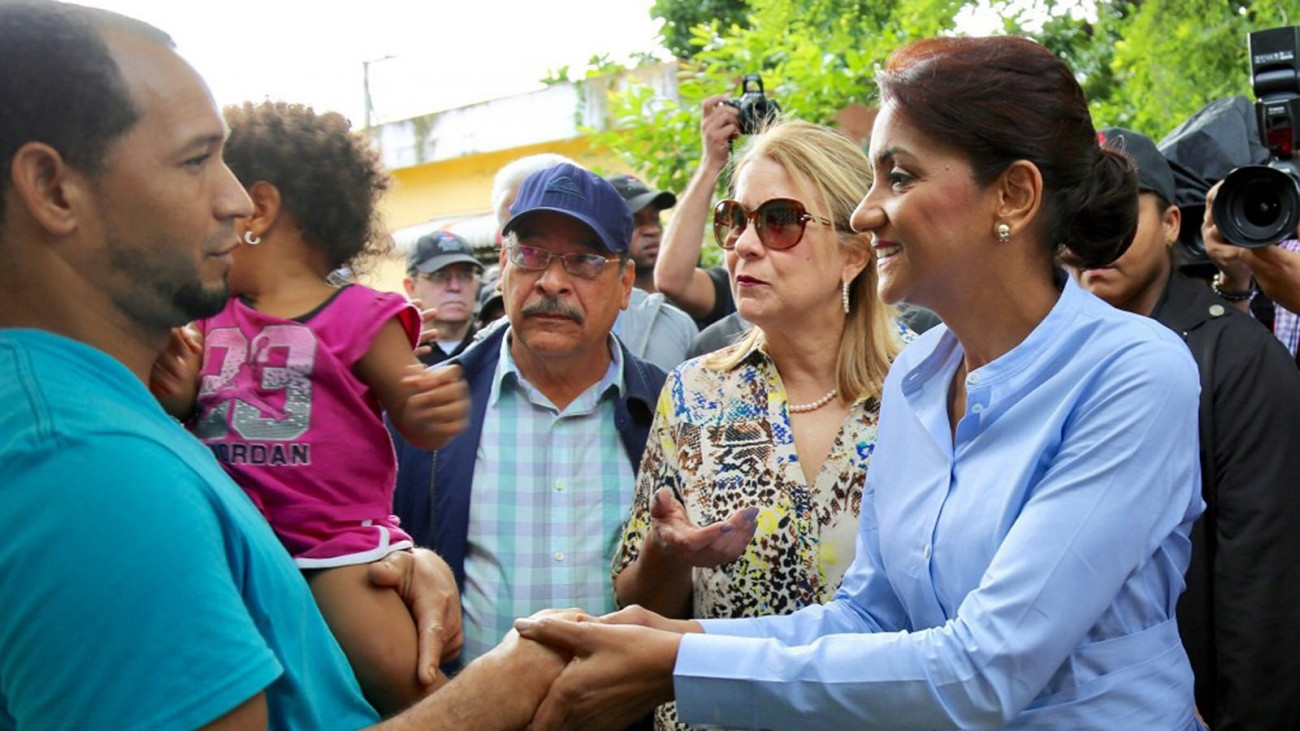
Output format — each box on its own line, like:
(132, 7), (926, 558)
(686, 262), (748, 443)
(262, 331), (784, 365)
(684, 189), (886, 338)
(514, 36), (1204, 729)
(149, 102), (469, 715)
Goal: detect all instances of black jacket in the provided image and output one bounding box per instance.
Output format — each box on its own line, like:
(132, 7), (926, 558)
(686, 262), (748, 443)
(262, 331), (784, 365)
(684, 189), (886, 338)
(1155, 271), (1300, 730)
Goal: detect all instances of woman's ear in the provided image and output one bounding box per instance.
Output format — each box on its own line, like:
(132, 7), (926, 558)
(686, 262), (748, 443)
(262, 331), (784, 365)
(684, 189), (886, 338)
(243, 180), (282, 238)
(1162, 202), (1181, 248)
(995, 159), (1044, 237)
(840, 234), (872, 285)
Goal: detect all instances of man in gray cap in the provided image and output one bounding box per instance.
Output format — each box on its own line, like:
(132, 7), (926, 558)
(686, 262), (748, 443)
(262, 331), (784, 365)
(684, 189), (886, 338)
(1071, 127), (1300, 730)
(405, 230), (483, 365)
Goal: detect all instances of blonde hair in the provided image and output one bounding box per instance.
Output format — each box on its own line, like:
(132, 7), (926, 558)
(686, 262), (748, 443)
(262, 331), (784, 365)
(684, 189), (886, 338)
(704, 120), (900, 402)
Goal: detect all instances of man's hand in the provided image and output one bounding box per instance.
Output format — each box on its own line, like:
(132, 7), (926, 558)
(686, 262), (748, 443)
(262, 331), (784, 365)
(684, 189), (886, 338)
(1203, 181), (1255, 291)
(514, 613), (682, 731)
(649, 488), (758, 568)
(699, 94), (741, 175)
(367, 549), (463, 686)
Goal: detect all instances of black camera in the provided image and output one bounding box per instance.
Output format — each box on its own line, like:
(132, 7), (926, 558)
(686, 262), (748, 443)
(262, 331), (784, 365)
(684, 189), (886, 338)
(1213, 26), (1300, 248)
(725, 74), (781, 135)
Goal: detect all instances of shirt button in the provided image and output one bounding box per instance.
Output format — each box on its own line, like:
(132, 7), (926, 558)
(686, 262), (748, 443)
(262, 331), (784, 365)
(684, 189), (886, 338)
(970, 403), (984, 414)
(922, 544), (931, 559)
(966, 372), (980, 385)
(554, 479), (565, 492)
(553, 551), (565, 562)
(1209, 304), (1226, 317)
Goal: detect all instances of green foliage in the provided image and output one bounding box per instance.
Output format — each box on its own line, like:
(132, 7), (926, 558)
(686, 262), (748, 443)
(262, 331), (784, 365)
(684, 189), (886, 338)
(584, 0), (968, 258)
(592, 0), (969, 197)
(578, 0), (1297, 258)
(653, 0), (752, 59)
(1006, 0), (1296, 140)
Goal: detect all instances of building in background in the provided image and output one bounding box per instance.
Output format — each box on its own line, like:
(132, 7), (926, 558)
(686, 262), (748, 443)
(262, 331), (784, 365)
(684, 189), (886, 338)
(360, 62), (679, 293)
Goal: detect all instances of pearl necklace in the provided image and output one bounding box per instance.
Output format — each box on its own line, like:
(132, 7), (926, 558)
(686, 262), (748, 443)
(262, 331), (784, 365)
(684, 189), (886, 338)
(788, 388), (839, 413)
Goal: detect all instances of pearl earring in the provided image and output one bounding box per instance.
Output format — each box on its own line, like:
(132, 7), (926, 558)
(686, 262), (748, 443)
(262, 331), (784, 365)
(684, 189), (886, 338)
(995, 223), (1011, 243)
(243, 231), (261, 246)
(842, 280), (851, 314)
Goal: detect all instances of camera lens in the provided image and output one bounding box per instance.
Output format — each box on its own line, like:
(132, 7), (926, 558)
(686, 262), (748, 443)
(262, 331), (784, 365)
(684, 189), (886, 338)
(1241, 180), (1281, 228)
(1213, 164), (1300, 248)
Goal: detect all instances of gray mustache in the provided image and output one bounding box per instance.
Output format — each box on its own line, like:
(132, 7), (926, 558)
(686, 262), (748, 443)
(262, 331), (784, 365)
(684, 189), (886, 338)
(521, 296), (584, 324)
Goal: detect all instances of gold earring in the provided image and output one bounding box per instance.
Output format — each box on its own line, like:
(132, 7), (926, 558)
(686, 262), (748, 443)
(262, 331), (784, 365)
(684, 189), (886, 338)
(995, 223), (1011, 243)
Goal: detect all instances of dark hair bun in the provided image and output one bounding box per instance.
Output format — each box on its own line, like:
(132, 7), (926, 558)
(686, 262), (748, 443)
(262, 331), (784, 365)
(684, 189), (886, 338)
(1056, 147), (1139, 269)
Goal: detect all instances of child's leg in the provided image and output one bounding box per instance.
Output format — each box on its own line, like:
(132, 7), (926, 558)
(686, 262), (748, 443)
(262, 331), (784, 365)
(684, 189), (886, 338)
(304, 563), (434, 717)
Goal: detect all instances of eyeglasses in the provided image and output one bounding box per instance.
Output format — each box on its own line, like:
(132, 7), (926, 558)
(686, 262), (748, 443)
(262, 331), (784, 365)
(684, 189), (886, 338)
(505, 242), (618, 280)
(712, 198), (835, 251)
(420, 267), (479, 286)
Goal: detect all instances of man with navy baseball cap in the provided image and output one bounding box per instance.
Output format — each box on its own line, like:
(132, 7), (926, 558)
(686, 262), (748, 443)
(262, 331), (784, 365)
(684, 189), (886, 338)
(393, 162), (667, 665)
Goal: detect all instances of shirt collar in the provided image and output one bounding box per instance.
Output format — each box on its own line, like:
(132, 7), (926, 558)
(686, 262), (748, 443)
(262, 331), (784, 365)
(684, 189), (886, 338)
(489, 327), (626, 409)
(905, 269), (1084, 393)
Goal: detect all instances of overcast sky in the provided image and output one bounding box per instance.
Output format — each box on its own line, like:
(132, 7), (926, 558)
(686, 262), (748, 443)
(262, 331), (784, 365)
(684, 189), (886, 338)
(81, 0), (668, 127)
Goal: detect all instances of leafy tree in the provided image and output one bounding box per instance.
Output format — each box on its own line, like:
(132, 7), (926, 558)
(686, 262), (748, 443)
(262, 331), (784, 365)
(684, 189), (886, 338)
(591, 0), (969, 196)
(1010, 0), (1295, 139)
(581, 0), (1296, 259)
(653, 0), (751, 59)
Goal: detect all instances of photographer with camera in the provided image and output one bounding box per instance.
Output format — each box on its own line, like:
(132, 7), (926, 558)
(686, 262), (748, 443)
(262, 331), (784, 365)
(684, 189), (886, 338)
(1203, 185), (1300, 353)
(656, 80), (781, 333)
(1202, 25), (1300, 360)
(653, 95), (743, 330)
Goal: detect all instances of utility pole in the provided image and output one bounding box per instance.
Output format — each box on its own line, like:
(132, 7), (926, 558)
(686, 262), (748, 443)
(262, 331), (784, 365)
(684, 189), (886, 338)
(363, 55), (396, 130)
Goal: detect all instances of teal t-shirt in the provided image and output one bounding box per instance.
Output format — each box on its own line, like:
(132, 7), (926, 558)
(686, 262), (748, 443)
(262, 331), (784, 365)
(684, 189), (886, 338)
(0, 330), (379, 730)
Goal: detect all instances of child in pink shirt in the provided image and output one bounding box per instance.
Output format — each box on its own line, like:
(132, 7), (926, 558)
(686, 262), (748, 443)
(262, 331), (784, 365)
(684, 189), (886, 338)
(152, 102), (466, 716)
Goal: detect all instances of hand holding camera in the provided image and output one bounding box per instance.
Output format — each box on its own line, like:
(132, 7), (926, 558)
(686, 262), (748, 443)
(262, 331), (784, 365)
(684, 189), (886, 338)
(1200, 25), (1300, 314)
(699, 75), (783, 175)
(700, 94), (740, 174)
(1209, 26), (1300, 251)
(1203, 180), (1261, 295)
(723, 74), (782, 136)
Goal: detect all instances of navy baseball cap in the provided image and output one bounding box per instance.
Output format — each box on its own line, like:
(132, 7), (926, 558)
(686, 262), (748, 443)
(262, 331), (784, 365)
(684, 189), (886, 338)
(1100, 128), (1177, 205)
(502, 163), (633, 253)
(407, 231), (482, 275)
(606, 174), (677, 214)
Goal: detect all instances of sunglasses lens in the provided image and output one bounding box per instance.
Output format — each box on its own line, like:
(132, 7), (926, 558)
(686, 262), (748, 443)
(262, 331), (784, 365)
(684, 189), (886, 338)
(756, 201), (806, 250)
(713, 201), (746, 249)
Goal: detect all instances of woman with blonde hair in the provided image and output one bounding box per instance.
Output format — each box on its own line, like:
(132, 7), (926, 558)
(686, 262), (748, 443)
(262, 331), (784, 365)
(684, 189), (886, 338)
(611, 119), (906, 730)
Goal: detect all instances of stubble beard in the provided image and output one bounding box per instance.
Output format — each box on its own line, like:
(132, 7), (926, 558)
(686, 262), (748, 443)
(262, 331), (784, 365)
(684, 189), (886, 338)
(106, 229), (231, 332)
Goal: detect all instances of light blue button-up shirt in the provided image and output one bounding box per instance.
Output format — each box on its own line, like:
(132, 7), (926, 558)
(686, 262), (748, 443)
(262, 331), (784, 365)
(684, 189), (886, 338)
(674, 276), (1204, 729)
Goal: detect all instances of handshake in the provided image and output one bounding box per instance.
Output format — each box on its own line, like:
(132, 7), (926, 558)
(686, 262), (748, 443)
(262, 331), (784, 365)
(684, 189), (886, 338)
(473, 605), (697, 731)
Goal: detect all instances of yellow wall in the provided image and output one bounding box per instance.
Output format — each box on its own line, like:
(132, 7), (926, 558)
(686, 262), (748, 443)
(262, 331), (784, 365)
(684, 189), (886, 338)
(363, 136), (635, 293)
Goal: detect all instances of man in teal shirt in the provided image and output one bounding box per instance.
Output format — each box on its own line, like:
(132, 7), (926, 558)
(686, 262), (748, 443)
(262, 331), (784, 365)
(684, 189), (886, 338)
(0, 3), (561, 728)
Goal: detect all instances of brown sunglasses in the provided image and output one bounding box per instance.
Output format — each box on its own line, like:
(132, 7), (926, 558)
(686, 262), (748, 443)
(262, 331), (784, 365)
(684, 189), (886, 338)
(712, 198), (836, 251)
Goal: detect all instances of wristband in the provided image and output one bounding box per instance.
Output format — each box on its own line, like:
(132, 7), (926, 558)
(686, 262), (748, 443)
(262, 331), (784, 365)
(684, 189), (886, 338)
(1211, 275), (1255, 302)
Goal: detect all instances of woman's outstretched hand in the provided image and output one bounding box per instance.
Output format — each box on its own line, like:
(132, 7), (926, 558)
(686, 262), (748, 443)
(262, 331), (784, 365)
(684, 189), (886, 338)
(649, 488), (759, 568)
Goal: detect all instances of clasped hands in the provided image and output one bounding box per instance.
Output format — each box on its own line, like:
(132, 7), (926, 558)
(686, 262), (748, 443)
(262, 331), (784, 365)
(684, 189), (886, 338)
(503, 489), (759, 730)
(505, 605), (700, 731)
